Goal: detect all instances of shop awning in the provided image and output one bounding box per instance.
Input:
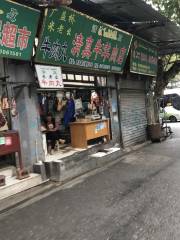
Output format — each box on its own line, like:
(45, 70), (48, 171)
(16, 0), (180, 55)
(69, 0), (180, 56)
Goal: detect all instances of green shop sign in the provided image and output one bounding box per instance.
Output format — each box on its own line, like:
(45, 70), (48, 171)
(0, 0), (40, 60)
(130, 36), (158, 76)
(35, 7), (132, 73)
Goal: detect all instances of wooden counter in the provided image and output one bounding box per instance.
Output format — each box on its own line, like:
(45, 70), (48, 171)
(70, 119), (110, 148)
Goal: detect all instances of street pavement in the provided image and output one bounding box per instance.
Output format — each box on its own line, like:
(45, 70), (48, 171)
(168, 122), (180, 137)
(1, 123), (180, 240)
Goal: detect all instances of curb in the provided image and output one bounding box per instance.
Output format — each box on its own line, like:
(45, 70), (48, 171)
(0, 141), (151, 214)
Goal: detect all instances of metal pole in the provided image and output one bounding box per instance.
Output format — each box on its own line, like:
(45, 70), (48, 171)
(115, 74), (124, 148)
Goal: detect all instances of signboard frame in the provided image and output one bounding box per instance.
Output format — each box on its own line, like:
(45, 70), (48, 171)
(130, 35), (158, 77)
(35, 6), (133, 74)
(0, 0), (40, 60)
(35, 64), (64, 89)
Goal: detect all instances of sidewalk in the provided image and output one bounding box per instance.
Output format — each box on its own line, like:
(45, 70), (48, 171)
(0, 126), (179, 240)
(0, 141), (149, 212)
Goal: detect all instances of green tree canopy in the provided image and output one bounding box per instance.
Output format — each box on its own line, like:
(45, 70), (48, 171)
(146, 0), (180, 25)
(144, 0), (180, 97)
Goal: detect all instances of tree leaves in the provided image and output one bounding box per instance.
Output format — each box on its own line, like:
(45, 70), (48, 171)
(145, 0), (180, 25)
(144, 0), (180, 96)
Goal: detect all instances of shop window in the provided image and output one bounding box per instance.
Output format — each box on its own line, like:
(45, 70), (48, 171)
(67, 74), (74, 80)
(89, 76), (95, 82)
(83, 75), (89, 81)
(38, 87), (111, 157)
(62, 74), (67, 80)
(64, 73), (96, 84)
(75, 75), (82, 81)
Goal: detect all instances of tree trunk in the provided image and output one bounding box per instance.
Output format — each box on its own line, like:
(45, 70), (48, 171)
(155, 59), (180, 98)
(151, 59), (180, 123)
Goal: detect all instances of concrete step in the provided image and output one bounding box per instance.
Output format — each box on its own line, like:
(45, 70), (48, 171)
(0, 173), (43, 200)
(91, 147), (121, 167)
(45, 146), (121, 182)
(0, 166), (16, 178)
(47, 141), (151, 183)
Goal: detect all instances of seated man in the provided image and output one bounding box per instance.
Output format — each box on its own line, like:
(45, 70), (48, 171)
(42, 113), (65, 154)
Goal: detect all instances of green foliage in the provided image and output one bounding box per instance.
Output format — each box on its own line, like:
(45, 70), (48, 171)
(163, 54), (180, 71)
(144, 0), (180, 94)
(145, 0), (180, 25)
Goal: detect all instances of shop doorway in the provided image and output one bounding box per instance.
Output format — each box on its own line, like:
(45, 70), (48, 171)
(37, 73), (112, 159)
(120, 91), (147, 147)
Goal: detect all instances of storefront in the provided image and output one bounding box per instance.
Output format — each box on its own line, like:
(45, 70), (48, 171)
(119, 36), (158, 147)
(0, 0), (40, 188)
(119, 78), (148, 147)
(34, 6), (133, 159)
(35, 66), (116, 158)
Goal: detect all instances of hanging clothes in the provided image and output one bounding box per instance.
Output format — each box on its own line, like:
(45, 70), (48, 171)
(64, 98), (75, 127)
(38, 94), (48, 115)
(1, 97), (10, 110)
(48, 95), (55, 113)
(0, 105), (8, 131)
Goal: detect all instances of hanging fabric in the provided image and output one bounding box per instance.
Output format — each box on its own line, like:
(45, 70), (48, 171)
(64, 98), (75, 127)
(0, 101), (8, 131)
(1, 97), (10, 110)
(11, 98), (18, 117)
(10, 86), (18, 117)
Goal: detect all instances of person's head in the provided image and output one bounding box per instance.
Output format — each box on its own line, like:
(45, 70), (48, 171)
(65, 92), (71, 99)
(91, 91), (98, 99)
(56, 91), (64, 100)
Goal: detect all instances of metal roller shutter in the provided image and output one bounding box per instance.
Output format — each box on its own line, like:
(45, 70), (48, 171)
(121, 91), (147, 147)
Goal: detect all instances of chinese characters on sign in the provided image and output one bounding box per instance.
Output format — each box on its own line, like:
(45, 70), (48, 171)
(35, 7), (133, 73)
(35, 65), (64, 89)
(0, 0), (40, 60)
(130, 36), (158, 76)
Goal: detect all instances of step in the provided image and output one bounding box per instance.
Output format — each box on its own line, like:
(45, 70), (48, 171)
(0, 166), (16, 178)
(0, 173), (43, 200)
(91, 147), (122, 168)
(50, 156), (97, 182)
(91, 147), (120, 158)
(46, 146), (121, 182)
